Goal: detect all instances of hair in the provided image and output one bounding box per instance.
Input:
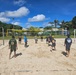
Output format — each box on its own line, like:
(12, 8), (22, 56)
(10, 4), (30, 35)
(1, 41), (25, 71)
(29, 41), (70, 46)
(67, 35), (70, 38)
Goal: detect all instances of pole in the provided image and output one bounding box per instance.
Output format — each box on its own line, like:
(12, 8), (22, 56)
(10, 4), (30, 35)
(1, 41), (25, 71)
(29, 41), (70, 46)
(2, 27), (4, 45)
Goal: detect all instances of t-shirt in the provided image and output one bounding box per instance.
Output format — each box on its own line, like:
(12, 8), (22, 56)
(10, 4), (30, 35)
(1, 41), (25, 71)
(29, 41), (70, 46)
(24, 37), (27, 42)
(9, 38), (17, 49)
(65, 38), (72, 45)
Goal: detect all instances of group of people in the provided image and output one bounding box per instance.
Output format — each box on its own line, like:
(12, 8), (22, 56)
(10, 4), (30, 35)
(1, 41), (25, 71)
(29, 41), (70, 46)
(8, 34), (72, 59)
(46, 34), (72, 57)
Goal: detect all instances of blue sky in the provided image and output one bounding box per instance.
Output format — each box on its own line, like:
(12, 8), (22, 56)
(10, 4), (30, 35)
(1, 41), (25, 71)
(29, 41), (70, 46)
(0, 0), (76, 28)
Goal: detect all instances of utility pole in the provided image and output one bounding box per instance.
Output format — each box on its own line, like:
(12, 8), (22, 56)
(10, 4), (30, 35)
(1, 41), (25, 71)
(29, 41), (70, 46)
(2, 27), (4, 45)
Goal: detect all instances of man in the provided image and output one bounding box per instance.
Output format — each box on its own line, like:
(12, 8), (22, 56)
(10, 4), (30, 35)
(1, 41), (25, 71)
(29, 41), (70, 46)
(24, 35), (27, 47)
(9, 36), (17, 59)
(64, 35), (72, 57)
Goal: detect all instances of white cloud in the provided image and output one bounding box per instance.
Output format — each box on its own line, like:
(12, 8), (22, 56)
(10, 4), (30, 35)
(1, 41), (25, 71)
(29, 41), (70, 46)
(12, 22), (20, 25)
(0, 7), (29, 17)
(25, 22), (32, 28)
(14, 0), (26, 6)
(28, 14), (46, 22)
(43, 22), (54, 27)
(0, 17), (10, 23)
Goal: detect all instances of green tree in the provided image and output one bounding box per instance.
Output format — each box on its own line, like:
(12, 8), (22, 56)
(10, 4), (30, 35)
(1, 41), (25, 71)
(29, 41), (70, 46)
(72, 16), (76, 29)
(44, 26), (52, 30)
(27, 26), (41, 36)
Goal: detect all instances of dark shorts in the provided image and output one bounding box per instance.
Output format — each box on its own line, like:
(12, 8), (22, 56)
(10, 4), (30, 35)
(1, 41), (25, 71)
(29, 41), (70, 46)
(66, 44), (71, 51)
(19, 38), (21, 41)
(10, 46), (16, 52)
(11, 48), (16, 52)
(52, 43), (56, 47)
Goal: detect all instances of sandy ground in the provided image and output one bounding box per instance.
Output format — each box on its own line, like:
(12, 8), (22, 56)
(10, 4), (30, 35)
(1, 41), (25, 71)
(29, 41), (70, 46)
(0, 38), (76, 75)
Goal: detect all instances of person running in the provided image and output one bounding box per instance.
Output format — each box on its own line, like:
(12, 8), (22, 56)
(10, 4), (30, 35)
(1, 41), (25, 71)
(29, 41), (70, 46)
(34, 36), (38, 43)
(9, 36), (17, 59)
(64, 35), (72, 57)
(24, 35), (27, 47)
(50, 36), (56, 52)
(18, 36), (22, 44)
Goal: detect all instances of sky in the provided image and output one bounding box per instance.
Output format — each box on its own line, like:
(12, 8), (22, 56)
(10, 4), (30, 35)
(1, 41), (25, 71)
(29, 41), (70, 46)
(0, 0), (76, 28)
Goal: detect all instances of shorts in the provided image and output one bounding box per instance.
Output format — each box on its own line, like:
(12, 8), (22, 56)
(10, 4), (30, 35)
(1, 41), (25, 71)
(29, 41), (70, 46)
(52, 43), (56, 47)
(66, 44), (71, 51)
(11, 49), (16, 52)
(10, 46), (16, 52)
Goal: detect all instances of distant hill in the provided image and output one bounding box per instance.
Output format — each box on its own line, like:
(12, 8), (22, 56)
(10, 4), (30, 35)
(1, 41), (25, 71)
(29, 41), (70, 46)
(0, 21), (22, 32)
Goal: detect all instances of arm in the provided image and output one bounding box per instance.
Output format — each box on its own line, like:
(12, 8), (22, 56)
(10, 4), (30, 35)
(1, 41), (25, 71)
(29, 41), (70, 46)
(64, 38), (66, 46)
(15, 40), (18, 49)
(9, 40), (11, 49)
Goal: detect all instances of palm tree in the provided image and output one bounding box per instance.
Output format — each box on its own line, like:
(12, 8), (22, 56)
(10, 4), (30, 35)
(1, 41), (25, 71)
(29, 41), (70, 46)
(54, 19), (58, 34)
(61, 20), (65, 28)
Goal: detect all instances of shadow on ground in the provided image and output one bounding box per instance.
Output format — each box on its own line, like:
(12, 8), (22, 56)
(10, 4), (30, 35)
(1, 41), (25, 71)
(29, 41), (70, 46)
(61, 51), (67, 56)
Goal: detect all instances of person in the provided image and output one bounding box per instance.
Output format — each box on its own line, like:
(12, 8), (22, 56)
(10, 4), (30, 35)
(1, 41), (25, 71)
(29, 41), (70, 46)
(18, 36), (22, 44)
(46, 36), (48, 44)
(64, 35), (72, 57)
(49, 35), (53, 43)
(24, 35), (27, 47)
(41, 36), (43, 42)
(9, 36), (17, 59)
(34, 36), (38, 43)
(50, 36), (56, 52)
(48, 35), (53, 46)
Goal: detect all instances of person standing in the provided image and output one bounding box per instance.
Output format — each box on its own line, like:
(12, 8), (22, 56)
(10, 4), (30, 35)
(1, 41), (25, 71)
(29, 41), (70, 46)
(34, 36), (38, 43)
(9, 36), (17, 59)
(18, 36), (22, 44)
(41, 36), (43, 42)
(24, 35), (27, 47)
(64, 35), (72, 57)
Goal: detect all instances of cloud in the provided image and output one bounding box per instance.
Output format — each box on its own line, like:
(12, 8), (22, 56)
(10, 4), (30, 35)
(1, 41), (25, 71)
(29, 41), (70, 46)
(43, 22), (54, 27)
(28, 14), (46, 22)
(13, 0), (26, 6)
(25, 22), (32, 28)
(0, 17), (10, 22)
(0, 7), (29, 17)
(12, 22), (20, 25)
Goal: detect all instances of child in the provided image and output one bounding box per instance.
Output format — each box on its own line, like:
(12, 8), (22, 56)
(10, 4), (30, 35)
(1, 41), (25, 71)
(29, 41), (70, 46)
(34, 36), (38, 44)
(50, 36), (56, 51)
(64, 35), (72, 57)
(24, 35), (27, 47)
(9, 36), (17, 59)
(18, 36), (22, 44)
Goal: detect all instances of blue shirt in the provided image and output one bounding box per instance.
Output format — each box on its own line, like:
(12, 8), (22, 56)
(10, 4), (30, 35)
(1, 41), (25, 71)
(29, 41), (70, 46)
(24, 36), (27, 42)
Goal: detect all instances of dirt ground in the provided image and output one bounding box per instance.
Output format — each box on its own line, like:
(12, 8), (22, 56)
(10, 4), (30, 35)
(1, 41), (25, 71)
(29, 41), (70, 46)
(0, 38), (76, 75)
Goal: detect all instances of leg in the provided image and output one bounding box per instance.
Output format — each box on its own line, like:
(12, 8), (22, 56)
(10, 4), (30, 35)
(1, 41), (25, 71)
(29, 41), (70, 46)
(9, 50), (12, 59)
(50, 46), (52, 52)
(14, 51), (16, 58)
(66, 46), (70, 57)
(68, 50), (70, 57)
(66, 50), (69, 57)
(54, 46), (56, 50)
